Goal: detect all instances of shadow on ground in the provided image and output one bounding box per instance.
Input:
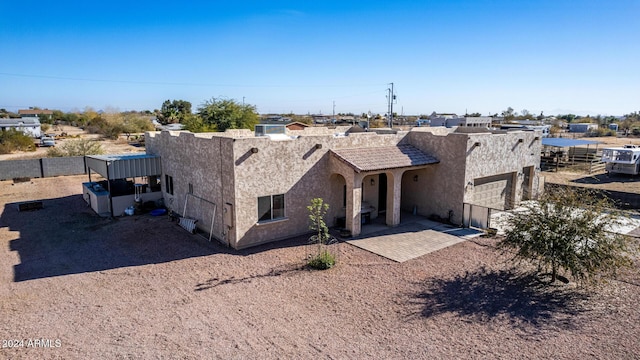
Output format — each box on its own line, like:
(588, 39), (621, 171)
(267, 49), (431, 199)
(2, 195), (314, 282)
(571, 173), (640, 185)
(412, 267), (590, 330)
(1, 195), (227, 282)
(194, 263), (307, 291)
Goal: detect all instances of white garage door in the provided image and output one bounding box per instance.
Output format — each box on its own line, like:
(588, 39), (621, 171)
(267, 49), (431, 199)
(473, 173), (513, 210)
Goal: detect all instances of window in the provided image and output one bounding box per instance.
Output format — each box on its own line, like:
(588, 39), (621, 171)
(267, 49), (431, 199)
(258, 194), (285, 222)
(165, 174), (174, 195)
(188, 183), (193, 194)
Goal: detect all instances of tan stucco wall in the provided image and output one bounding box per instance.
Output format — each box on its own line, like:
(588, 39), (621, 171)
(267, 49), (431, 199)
(146, 131), (236, 245)
(146, 126), (541, 248)
(230, 132), (404, 249)
(406, 131), (469, 223)
(406, 128), (542, 224)
(463, 130), (542, 207)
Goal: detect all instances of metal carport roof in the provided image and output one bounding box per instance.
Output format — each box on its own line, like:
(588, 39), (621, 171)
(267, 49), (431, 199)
(86, 153), (162, 179)
(541, 138), (600, 148)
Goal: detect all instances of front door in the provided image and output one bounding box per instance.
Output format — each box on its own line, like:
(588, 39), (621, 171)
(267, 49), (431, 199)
(378, 173), (387, 214)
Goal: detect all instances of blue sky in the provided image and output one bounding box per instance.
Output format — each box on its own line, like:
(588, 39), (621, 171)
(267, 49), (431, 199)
(1, 0), (638, 116)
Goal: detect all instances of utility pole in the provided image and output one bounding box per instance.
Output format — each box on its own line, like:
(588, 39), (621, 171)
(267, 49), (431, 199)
(332, 101), (335, 122)
(387, 82), (396, 128)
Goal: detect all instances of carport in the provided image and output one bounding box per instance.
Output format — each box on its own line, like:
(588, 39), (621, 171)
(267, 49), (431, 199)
(83, 154), (163, 217)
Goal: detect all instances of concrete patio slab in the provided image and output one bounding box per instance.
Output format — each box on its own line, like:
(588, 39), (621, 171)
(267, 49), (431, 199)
(346, 220), (482, 262)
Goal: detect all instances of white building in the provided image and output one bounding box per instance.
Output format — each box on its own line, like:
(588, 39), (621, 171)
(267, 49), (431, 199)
(0, 118), (42, 138)
(429, 113), (492, 128)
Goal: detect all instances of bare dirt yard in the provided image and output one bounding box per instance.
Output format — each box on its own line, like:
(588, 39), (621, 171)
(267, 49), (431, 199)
(1, 176), (639, 359)
(0, 125), (145, 161)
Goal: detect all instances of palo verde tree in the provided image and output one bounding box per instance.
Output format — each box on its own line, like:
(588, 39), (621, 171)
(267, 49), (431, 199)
(497, 187), (636, 285)
(197, 97), (259, 132)
(307, 198), (337, 270)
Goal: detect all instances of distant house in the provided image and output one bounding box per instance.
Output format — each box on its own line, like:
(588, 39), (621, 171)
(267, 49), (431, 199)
(0, 118), (41, 137)
(18, 109), (53, 120)
(285, 122), (309, 131)
(312, 114), (332, 124)
(569, 123), (599, 133)
(429, 113), (492, 128)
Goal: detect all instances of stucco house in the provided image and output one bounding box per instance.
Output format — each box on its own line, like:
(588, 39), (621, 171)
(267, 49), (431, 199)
(145, 125), (542, 250)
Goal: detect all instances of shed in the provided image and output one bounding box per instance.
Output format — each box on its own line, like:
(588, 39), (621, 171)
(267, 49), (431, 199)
(568, 123), (598, 133)
(83, 154), (163, 216)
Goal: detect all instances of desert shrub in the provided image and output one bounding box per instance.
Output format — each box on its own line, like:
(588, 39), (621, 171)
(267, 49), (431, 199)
(498, 187), (636, 285)
(308, 250), (336, 270)
(47, 139), (104, 157)
(0, 129), (36, 154)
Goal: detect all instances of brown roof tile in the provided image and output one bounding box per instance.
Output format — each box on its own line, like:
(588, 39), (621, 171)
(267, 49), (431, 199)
(331, 144), (439, 173)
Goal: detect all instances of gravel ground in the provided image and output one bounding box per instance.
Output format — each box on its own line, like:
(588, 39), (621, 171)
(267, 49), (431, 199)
(1, 176), (639, 359)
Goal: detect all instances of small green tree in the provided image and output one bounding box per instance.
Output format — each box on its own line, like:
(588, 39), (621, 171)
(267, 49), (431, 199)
(307, 198), (336, 269)
(498, 187), (636, 285)
(197, 97), (259, 132)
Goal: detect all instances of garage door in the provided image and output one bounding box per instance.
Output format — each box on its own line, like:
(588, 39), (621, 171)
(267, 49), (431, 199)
(473, 173), (513, 210)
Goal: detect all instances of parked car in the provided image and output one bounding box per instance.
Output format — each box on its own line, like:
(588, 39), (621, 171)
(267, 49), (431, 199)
(40, 136), (55, 147)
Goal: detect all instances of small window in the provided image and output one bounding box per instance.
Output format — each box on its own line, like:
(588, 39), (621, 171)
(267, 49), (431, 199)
(188, 183), (193, 194)
(165, 174), (174, 195)
(258, 194), (285, 222)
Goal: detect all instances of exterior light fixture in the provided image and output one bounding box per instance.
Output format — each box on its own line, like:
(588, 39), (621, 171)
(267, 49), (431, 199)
(474, 142), (481, 147)
(315, 144), (322, 149)
(534, 136), (540, 140)
(370, 178), (375, 186)
(517, 139), (524, 143)
(251, 147), (259, 154)
(413, 175), (419, 182)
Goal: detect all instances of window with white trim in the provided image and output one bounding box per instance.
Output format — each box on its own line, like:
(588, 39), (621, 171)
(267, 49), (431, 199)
(258, 194), (285, 222)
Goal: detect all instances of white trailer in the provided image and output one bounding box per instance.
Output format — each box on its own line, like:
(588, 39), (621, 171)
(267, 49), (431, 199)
(601, 145), (640, 175)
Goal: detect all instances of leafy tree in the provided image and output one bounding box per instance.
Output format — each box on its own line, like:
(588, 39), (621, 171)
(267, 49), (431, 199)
(197, 97), (259, 132)
(181, 114), (216, 133)
(502, 107), (515, 120)
(158, 99), (192, 124)
(498, 187), (636, 285)
(558, 114), (577, 123)
(466, 112), (482, 117)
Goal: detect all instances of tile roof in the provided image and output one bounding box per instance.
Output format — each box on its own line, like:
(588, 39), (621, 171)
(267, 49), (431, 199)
(18, 109), (53, 115)
(331, 144), (439, 173)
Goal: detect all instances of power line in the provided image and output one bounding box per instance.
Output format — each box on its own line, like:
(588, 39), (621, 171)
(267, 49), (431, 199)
(0, 72), (386, 89)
